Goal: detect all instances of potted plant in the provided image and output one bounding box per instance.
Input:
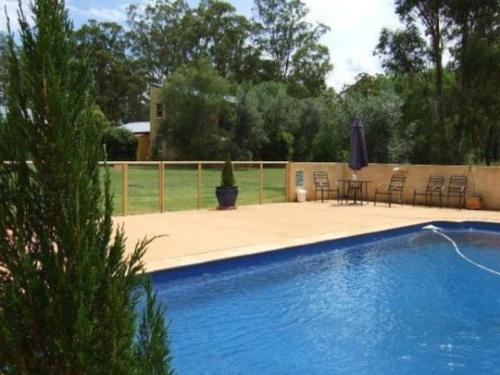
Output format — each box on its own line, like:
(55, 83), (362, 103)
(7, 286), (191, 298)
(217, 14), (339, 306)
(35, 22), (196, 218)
(216, 156), (238, 209)
(466, 193), (482, 210)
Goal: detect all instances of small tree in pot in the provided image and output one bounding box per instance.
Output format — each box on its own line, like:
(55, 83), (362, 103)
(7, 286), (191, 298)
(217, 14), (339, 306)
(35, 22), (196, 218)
(216, 156), (238, 209)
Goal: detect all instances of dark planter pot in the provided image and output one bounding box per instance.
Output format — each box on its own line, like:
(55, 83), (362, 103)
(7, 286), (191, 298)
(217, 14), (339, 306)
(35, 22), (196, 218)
(216, 186), (238, 209)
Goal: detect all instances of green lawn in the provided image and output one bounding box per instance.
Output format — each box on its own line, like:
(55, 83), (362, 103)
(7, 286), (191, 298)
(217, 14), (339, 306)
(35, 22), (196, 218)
(104, 165), (287, 215)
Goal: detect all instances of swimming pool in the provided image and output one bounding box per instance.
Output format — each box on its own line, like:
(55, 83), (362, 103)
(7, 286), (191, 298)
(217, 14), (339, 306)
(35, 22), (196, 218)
(152, 222), (500, 374)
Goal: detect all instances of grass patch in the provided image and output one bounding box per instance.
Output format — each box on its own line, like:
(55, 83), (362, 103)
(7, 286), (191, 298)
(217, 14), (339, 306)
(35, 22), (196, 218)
(103, 165), (286, 215)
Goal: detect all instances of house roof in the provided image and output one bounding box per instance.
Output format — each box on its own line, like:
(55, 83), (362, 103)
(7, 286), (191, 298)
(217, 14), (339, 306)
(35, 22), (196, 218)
(120, 122), (150, 134)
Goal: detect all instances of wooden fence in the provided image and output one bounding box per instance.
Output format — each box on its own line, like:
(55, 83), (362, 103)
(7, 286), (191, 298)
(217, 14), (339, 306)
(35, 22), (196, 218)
(98, 161), (290, 215)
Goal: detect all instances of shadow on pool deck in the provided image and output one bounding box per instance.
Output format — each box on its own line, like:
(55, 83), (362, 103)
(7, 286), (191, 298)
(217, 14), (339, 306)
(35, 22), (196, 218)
(114, 202), (500, 272)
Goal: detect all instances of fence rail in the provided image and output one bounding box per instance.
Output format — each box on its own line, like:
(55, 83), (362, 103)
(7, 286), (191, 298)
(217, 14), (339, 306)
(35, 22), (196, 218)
(95, 161), (290, 215)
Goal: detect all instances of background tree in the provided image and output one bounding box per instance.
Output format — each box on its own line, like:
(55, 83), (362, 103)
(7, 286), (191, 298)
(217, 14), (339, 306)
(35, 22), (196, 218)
(337, 74), (406, 163)
(253, 0), (332, 97)
(374, 26), (440, 163)
(0, 32), (8, 108)
(374, 25), (427, 75)
(231, 86), (268, 159)
(76, 20), (148, 124)
(445, 0), (500, 164)
(395, 0), (450, 162)
(102, 127), (139, 161)
(294, 98), (327, 161)
(311, 91), (346, 162)
(0, 0), (172, 373)
(41, 0), (498, 165)
(159, 58), (234, 159)
(194, 0), (261, 83)
(249, 81), (301, 160)
(127, 0), (195, 83)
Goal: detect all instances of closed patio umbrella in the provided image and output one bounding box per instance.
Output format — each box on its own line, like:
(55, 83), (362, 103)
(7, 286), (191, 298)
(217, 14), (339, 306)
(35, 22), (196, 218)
(348, 117), (368, 177)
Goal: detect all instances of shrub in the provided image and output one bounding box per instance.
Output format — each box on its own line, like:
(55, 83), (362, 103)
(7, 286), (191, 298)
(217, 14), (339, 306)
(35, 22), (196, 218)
(0, 1), (172, 373)
(102, 127), (138, 161)
(220, 156), (236, 187)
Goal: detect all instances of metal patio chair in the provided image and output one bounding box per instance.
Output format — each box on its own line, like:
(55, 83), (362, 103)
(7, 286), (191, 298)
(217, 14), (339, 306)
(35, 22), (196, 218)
(344, 180), (363, 204)
(444, 175), (468, 209)
(313, 170), (340, 203)
(413, 176), (445, 207)
(374, 174), (406, 207)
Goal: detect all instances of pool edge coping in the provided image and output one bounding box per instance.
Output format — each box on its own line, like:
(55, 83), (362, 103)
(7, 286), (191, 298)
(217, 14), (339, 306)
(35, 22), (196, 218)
(148, 220), (500, 277)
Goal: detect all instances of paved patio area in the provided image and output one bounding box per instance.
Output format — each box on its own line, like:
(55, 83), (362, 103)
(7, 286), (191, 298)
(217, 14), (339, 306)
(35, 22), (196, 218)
(114, 202), (500, 272)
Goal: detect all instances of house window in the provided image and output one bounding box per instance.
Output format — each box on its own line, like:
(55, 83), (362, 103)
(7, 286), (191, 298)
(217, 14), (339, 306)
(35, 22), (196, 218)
(156, 103), (163, 118)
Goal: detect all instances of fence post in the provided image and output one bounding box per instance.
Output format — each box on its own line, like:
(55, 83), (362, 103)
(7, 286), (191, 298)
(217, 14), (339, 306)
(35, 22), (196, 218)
(259, 162), (264, 204)
(285, 162), (290, 202)
(197, 163), (202, 209)
(122, 163), (128, 215)
(158, 162), (164, 213)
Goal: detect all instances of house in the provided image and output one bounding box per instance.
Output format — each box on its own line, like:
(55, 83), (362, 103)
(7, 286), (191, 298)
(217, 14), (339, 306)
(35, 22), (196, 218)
(120, 121), (150, 161)
(119, 84), (165, 161)
(149, 84), (166, 158)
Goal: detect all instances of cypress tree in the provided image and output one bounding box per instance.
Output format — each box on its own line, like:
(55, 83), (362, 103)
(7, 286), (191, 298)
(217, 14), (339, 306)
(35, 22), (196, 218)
(220, 156), (236, 187)
(0, 1), (172, 373)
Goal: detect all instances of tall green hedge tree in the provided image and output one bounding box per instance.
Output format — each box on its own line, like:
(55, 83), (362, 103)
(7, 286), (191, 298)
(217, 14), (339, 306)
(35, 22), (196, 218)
(0, 1), (172, 373)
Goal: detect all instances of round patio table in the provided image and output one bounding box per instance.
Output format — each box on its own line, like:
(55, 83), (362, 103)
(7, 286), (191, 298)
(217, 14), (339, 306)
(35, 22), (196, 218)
(338, 179), (372, 205)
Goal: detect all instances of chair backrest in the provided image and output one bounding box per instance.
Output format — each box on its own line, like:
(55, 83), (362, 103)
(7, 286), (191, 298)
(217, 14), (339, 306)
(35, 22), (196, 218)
(448, 175), (468, 193)
(426, 175), (445, 191)
(347, 180), (362, 189)
(389, 174), (406, 191)
(313, 170), (330, 189)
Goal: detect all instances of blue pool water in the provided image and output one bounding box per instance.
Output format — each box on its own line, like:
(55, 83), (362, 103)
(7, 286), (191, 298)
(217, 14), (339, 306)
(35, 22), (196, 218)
(152, 222), (500, 374)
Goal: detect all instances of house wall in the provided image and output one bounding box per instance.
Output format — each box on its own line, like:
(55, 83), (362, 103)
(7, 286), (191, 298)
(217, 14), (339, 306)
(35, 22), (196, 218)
(287, 162), (500, 210)
(149, 85), (164, 157)
(135, 134), (150, 161)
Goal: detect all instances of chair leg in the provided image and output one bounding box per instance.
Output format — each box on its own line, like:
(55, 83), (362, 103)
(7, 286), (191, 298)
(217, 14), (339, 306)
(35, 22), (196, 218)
(389, 192), (392, 207)
(400, 191), (403, 206)
(413, 192), (416, 206)
(374, 192), (377, 206)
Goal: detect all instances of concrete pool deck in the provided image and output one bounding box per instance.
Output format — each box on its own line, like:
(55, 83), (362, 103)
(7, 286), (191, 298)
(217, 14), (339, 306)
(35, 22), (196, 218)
(114, 202), (500, 272)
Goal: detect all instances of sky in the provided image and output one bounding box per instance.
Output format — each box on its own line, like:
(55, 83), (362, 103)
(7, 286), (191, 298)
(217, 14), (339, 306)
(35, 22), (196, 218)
(1, 0), (404, 90)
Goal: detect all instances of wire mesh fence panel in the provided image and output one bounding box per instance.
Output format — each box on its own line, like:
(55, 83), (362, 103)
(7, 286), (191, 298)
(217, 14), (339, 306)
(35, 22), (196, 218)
(233, 164), (260, 206)
(263, 165), (287, 203)
(201, 164), (222, 209)
(128, 165), (159, 215)
(164, 165), (198, 211)
(102, 165), (123, 215)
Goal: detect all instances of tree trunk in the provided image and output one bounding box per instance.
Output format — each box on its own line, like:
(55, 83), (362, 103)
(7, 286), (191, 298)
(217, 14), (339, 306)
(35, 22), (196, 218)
(457, 14), (469, 163)
(485, 125), (493, 166)
(433, 30), (446, 164)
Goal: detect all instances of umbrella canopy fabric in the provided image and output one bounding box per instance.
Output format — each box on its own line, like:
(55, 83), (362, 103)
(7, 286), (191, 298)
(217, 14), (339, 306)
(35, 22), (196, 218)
(348, 117), (368, 171)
